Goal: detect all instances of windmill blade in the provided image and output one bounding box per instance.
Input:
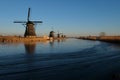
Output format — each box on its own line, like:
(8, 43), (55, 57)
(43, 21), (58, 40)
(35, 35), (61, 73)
(14, 21), (27, 23)
(27, 8), (30, 21)
(32, 21), (43, 23)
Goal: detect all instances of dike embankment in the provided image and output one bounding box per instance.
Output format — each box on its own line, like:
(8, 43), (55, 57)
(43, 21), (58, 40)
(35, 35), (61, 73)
(78, 36), (120, 43)
(0, 36), (49, 43)
(0, 36), (67, 43)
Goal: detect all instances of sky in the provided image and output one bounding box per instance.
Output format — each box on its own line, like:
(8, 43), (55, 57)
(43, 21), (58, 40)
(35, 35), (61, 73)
(0, 0), (120, 37)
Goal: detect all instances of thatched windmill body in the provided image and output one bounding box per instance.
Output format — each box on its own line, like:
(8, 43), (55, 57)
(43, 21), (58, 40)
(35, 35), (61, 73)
(14, 8), (42, 37)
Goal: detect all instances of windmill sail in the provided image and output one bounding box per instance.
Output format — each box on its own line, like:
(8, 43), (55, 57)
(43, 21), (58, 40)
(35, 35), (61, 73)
(27, 8), (30, 21)
(14, 21), (27, 23)
(32, 21), (43, 23)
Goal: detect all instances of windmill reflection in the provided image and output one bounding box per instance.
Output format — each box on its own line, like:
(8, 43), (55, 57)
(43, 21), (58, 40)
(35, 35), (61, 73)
(57, 38), (66, 43)
(49, 40), (54, 47)
(24, 42), (36, 54)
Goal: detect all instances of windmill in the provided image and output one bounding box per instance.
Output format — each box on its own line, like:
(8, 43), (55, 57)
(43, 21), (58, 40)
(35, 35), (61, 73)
(14, 8), (43, 37)
(57, 31), (64, 38)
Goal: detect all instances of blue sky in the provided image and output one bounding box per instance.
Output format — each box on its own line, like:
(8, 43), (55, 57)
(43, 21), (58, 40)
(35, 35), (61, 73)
(0, 0), (120, 36)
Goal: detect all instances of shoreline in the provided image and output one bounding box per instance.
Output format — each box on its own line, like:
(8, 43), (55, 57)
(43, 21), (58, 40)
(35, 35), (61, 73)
(0, 36), (66, 43)
(77, 36), (120, 43)
(0, 36), (48, 43)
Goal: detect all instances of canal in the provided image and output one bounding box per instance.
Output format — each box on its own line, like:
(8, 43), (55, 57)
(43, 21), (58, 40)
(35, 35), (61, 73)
(0, 38), (120, 80)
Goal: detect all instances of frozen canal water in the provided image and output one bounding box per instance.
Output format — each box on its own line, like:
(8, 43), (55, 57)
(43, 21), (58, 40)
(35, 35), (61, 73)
(0, 38), (120, 80)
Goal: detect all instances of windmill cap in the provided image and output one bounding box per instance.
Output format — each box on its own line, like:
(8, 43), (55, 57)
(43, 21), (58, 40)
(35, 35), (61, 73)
(27, 21), (34, 24)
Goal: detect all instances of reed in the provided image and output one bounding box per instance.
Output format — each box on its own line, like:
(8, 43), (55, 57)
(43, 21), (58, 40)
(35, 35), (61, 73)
(0, 36), (48, 43)
(78, 36), (120, 43)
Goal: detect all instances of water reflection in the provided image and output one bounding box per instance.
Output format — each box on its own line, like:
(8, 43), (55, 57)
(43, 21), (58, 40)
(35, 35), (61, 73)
(109, 43), (120, 50)
(58, 39), (66, 43)
(49, 40), (54, 47)
(24, 39), (66, 55)
(49, 39), (66, 47)
(24, 42), (36, 54)
(57, 39), (60, 43)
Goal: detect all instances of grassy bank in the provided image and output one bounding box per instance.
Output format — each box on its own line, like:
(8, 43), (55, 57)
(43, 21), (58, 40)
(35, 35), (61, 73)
(0, 36), (48, 43)
(78, 36), (120, 43)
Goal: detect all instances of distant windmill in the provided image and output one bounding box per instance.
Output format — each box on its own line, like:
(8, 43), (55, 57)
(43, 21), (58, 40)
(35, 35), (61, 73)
(57, 31), (63, 38)
(14, 8), (43, 37)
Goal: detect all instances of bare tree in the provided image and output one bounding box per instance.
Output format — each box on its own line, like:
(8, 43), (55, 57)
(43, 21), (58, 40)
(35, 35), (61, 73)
(99, 32), (106, 36)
